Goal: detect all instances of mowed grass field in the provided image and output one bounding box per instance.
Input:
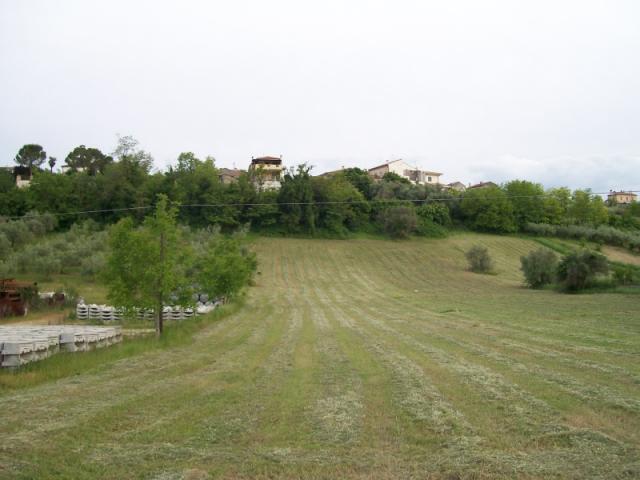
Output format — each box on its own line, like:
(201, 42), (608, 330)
(1, 234), (640, 479)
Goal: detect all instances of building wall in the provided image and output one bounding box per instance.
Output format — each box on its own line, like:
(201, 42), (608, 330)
(609, 194), (637, 204)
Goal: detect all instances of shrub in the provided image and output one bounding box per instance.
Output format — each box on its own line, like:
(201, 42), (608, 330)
(379, 206), (418, 239)
(557, 250), (609, 291)
(520, 248), (557, 288)
(612, 264), (636, 285)
(465, 245), (493, 273)
(415, 218), (447, 238)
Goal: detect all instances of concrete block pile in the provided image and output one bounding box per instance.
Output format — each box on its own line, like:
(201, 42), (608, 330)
(0, 325), (122, 368)
(76, 302), (221, 321)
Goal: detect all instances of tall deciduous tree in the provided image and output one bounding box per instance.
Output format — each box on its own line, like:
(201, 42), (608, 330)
(504, 180), (545, 228)
(15, 144), (47, 169)
(103, 195), (190, 336)
(460, 186), (517, 233)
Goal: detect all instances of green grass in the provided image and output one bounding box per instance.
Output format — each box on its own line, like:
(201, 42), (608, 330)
(1, 234), (639, 479)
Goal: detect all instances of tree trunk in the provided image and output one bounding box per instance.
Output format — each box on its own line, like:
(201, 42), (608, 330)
(156, 231), (166, 337)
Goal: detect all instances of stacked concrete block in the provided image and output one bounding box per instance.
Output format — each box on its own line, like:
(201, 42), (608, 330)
(0, 325), (122, 367)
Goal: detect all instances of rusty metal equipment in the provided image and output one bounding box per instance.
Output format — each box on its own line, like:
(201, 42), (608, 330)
(0, 279), (37, 318)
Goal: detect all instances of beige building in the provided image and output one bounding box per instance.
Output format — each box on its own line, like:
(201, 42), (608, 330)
(248, 156), (284, 190)
(368, 159), (442, 185)
(218, 168), (244, 184)
(607, 191), (637, 205)
(446, 181), (466, 192)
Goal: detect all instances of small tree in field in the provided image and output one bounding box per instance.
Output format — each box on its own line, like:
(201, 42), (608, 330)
(520, 248), (557, 288)
(557, 250), (609, 291)
(103, 195), (190, 336)
(465, 245), (493, 273)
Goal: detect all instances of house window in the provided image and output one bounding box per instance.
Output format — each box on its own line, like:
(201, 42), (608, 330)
(427, 176), (432, 182)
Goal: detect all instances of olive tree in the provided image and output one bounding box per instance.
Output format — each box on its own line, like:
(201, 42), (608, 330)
(520, 248), (557, 288)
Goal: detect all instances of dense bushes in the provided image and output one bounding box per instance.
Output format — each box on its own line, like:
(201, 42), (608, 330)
(520, 248), (557, 288)
(465, 245), (494, 273)
(378, 206), (418, 239)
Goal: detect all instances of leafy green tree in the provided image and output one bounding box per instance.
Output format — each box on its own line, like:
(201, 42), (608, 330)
(196, 236), (257, 301)
(14, 144), (47, 169)
(520, 248), (557, 288)
(64, 145), (113, 174)
(48, 156), (57, 173)
(504, 180), (545, 228)
(103, 195), (190, 335)
(112, 135), (154, 173)
(569, 190), (608, 225)
(278, 164), (316, 233)
(543, 187), (571, 224)
(341, 167), (374, 200)
(28, 172), (76, 227)
(460, 186), (517, 233)
(313, 175), (369, 234)
(557, 250), (609, 291)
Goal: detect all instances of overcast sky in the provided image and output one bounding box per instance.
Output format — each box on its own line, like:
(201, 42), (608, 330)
(1, 0), (639, 191)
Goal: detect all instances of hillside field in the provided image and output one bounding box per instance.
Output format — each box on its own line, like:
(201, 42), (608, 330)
(1, 234), (640, 479)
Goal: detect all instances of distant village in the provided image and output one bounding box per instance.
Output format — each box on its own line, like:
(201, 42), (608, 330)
(2, 155), (637, 205)
(221, 156), (637, 204)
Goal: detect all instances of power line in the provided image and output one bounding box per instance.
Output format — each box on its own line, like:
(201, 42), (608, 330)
(3, 189), (639, 221)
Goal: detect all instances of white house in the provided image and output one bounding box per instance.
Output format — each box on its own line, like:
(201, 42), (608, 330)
(368, 159), (442, 185)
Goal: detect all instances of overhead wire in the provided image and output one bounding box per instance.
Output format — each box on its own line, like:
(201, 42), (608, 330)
(3, 189), (639, 221)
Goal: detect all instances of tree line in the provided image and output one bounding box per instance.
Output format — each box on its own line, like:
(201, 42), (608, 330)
(2, 138), (639, 242)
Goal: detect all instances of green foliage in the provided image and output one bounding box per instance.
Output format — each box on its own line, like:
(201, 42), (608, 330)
(524, 223), (640, 253)
(611, 264), (637, 286)
(313, 175), (370, 235)
(64, 145), (113, 174)
(378, 205), (417, 239)
(460, 187), (517, 233)
(195, 236), (257, 300)
(278, 164), (316, 234)
(381, 172), (411, 184)
(103, 195), (190, 335)
(520, 248), (557, 288)
(416, 203), (451, 226)
(0, 169), (15, 193)
(341, 167), (373, 200)
(0, 232), (10, 258)
(465, 245), (493, 273)
(0, 220), (33, 247)
(15, 144), (47, 169)
(569, 190), (608, 225)
(557, 250), (609, 291)
(504, 180), (545, 227)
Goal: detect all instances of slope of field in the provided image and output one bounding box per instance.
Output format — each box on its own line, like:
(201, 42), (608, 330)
(1, 234), (639, 479)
